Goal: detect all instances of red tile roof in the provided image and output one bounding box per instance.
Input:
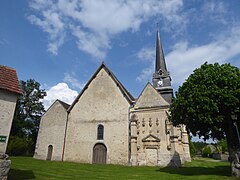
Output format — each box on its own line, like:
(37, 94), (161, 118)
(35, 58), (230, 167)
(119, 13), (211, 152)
(0, 65), (22, 94)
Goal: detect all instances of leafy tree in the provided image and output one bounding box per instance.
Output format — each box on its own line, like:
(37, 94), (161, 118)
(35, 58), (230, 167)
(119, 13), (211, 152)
(192, 141), (208, 153)
(7, 136), (33, 156)
(8, 79), (46, 155)
(170, 62), (240, 162)
(202, 146), (212, 157)
(216, 139), (228, 153)
(188, 137), (196, 157)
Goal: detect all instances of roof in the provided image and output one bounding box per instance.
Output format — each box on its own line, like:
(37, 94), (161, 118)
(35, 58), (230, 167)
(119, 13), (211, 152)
(57, 99), (70, 110)
(68, 63), (135, 112)
(0, 65), (22, 94)
(155, 30), (167, 73)
(134, 82), (169, 109)
(42, 99), (70, 117)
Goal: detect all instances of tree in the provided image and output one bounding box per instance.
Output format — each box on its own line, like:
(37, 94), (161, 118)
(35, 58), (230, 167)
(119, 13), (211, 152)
(170, 62), (240, 171)
(188, 136), (196, 157)
(8, 79), (46, 155)
(192, 141), (208, 154)
(217, 139), (228, 153)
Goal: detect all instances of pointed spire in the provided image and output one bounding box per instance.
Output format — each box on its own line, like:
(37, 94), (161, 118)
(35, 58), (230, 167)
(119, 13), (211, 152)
(152, 30), (173, 104)
(155, 31), (167, 73)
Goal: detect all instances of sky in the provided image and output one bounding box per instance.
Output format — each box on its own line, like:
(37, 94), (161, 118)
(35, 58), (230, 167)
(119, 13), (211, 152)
(1, 1), (240, 116)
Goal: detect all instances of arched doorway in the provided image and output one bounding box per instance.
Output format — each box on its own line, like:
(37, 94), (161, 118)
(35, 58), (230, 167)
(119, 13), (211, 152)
(92, 143), (107, 164)
(46, 145), (53, 160)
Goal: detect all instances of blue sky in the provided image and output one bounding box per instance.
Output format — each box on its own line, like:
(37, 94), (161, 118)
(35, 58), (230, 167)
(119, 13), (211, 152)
(1, 0), (240, 113)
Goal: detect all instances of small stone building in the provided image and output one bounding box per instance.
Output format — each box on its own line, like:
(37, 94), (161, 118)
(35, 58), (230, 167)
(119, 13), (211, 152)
(0, 66), (22, 153)
(34, 31), (191, 166)
(34, 100), (69, 161)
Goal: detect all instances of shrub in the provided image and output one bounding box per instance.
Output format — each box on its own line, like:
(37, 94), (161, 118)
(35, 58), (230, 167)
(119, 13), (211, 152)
(217, 139), (228, 153)
(189, 137), (196, 157)
(7, 136), (34, 156)
(202, 146), (212, 157)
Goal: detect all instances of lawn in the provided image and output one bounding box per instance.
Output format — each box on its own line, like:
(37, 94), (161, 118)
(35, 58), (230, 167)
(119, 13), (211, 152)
(8, 157), (236, 180)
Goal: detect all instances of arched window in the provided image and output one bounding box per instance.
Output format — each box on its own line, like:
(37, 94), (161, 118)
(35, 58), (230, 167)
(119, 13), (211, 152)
(97, 124), (104, 140)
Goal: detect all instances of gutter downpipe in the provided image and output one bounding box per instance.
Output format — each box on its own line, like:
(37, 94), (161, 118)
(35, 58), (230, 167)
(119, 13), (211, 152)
(128, 103), (134, 165)
(62, 112), (69, 161)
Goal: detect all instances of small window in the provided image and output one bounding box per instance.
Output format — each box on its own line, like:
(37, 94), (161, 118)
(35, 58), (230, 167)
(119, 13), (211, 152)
(97, 124), (104, 140)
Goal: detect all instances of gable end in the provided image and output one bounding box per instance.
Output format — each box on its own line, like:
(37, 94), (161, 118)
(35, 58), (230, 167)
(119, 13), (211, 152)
(67, 63), (134, 112)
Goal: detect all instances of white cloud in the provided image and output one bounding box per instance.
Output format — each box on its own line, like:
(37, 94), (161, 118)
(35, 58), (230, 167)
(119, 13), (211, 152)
(43, 83), (78, 110)
(136, 26), (240, 90)
(28, 0), (185, 58)
(28, 9), (65, 55)
(136, 66), (154, 83)
(136, 47), (155, 83)
(63, 72), (85, 90)
(201, 1), (227, 15)
(70, 25), (110, 59)
(137, 47), (155, 63)
(188, 1), (229, 26)
(168, 26), (240, 88)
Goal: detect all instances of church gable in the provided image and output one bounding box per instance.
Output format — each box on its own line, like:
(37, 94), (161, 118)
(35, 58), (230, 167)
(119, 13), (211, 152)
(68, 63), (134, 112)
(134, 83), (169, 109)
(34, 99), (69, 161)
(64, 63), (132, 164)
(43, 100), (69, 120)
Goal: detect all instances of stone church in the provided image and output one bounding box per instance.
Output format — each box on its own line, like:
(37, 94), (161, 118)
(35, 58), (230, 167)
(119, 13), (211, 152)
(34, 31), (191, 167)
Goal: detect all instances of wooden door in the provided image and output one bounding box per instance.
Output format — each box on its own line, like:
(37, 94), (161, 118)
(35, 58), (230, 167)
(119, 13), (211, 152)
(93, 144), (107, 164)
(47, 145), (53, 160)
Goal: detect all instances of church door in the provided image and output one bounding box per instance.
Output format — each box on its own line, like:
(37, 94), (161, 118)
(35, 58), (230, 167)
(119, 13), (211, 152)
(92, 143), (107, 164)
(46, 145), (53, 160)
(146, 148), (158, 166)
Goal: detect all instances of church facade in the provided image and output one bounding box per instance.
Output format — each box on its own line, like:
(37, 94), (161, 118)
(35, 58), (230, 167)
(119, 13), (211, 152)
(34, 32), (191, 166)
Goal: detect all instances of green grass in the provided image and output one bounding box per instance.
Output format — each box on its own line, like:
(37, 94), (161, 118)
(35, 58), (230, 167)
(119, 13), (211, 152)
(8, 156), (236, 180)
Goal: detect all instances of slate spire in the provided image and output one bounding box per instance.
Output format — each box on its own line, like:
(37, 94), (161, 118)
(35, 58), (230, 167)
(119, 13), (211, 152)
(152, 30), (173, 104)
(155, 31), (167, 73)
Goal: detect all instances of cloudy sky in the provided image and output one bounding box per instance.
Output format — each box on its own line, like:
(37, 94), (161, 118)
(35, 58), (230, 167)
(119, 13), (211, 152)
(1, 0), (240, 111)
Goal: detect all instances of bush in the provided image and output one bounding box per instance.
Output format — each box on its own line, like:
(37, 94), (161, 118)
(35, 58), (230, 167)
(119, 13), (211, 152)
(6, 136), (34, 156)
(189, 137), (196, 157)
(202, 146), (212, 157)
(217, 139), (228, 153)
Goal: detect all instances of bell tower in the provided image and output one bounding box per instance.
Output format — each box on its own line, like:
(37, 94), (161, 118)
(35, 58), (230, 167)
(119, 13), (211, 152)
(152, 31), (173, 104)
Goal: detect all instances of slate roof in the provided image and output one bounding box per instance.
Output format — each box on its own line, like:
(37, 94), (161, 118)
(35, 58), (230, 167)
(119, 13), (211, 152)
(155, 30), (167, 73)
(0, 65), (22, 94)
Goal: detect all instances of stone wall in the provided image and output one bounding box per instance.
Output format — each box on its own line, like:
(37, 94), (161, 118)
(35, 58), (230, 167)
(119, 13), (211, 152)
(130, 108), (173, 166)
(34, 100), (68, 161)
(130, 83), (191, 167)
(0, 89), (18, 153)
(64, 68), (130, 165)
(0, 153), (11, 180)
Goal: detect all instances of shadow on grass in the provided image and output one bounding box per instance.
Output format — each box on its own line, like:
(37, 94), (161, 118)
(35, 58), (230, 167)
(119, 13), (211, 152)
(8, 169), (35, 180)
(158, 166), (231, 177)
